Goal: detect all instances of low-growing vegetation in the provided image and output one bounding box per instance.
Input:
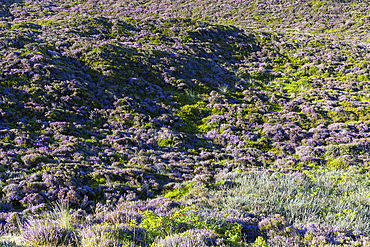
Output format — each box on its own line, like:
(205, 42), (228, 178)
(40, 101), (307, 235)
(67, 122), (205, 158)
(1, 0), (370, 246)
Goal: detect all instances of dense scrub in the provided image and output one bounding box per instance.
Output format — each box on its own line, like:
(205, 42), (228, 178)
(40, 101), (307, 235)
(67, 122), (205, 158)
(1, 0), (370, 246)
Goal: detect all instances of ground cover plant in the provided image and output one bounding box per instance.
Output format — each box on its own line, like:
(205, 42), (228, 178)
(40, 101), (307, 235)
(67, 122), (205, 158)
(2, 0), (370, 245)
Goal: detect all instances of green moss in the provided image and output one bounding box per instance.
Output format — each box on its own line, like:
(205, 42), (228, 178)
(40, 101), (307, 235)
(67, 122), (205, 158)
(164, 182), (196, 200)
(244, 140), (272, 152)
(326, 158), (348, 169)
(157, 137), (175, 148)
(198, 121), (218, 134)
(327, 110), (359, 123)
(253, 236), (270, 247)
(282, 78), (313, 93)
(177, 102), (209, 134)
(0, 80), (19, 88)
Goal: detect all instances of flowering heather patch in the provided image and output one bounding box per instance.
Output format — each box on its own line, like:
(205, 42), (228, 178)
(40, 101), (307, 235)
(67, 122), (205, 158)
(155, 229), (219, 247)
(79, 223), (146, 247)
(2, 0), (370, 245)
(22, 219), (77, 246)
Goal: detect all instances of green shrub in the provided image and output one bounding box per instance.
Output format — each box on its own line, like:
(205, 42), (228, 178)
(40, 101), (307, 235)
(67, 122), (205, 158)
(139, 205), (244, 245)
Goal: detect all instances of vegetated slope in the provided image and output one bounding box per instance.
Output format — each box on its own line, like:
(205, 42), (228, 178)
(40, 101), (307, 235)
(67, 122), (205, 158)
(1, 0), (370, 246)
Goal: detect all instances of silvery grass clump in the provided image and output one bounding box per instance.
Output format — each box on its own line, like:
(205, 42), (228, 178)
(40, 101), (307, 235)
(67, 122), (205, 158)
(217, 84), (230, 95)
(155, 229), (221, 247)
(212, 169), (370, 236)
(79, 223), (146, 247)
(46, 201), (74, 230)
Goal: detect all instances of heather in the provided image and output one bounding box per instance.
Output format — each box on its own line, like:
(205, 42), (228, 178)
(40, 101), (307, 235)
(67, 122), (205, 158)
(1, 0), (370, 245)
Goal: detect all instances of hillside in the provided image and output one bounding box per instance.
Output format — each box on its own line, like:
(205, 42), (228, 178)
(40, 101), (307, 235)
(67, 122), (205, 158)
(1, 0), (370, 246)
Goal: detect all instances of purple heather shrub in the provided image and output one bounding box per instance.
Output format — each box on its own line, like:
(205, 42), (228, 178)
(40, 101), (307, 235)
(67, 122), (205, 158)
(297, 223), (368, 246)
(280, 144), (296, 155)
(295, 145), (317, 158)
(102, 209), (144, 225)
(3, 212), (22, 234)
(19, 193), (45, 207)
(22, 219), (77, 247)
(155, 229), (219, 247)
(274, 156), (298, 168)
(22, 203), (47, 216)
(258, 215), (300, 246)
(263, 124), (289, 142)
(2, 0), (370, 246)
(222, 216), (261, 243)
(2, 184), (24, 205)
(70, 208), (87, 224)
(79, 223), (146, 247)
